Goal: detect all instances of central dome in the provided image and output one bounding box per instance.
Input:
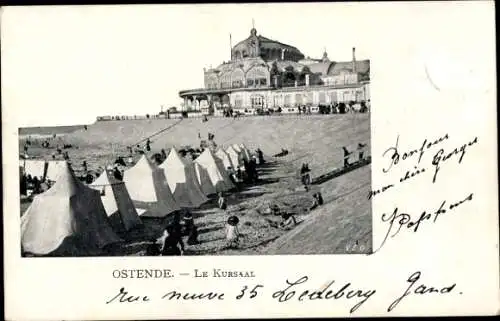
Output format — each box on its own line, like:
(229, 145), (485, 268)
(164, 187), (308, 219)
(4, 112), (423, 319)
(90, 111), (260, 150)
(231, 28), (305, 62)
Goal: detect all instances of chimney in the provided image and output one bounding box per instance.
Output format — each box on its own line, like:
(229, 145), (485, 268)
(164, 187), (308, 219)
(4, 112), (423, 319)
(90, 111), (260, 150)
(352, 47), (356, 73)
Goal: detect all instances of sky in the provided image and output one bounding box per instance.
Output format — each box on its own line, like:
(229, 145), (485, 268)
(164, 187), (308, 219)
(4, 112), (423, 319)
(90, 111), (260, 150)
(1, 3), (376, 127)
(1, 2), (494, 127)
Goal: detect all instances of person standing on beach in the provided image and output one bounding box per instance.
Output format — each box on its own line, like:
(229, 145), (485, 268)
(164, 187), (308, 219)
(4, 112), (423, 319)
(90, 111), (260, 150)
(218, 192), (227, 211)
(225, 216), (240, 249)
(160, 225), (184, 256)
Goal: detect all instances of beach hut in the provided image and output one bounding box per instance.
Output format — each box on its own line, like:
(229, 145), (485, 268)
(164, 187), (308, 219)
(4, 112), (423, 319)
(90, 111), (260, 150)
(123, 154), (180, 217)
(159, 148), (208, 208)
(90, 169), (143, 232)
(21, 161), (121, 255)
(195, 149), (235, 194)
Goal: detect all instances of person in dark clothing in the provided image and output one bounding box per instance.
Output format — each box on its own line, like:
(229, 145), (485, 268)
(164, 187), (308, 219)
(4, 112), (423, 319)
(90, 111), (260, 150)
(32, 176), (41, 194)
(84, 125), (88, 131)
(342, 146), (352, 167)
(257, 148), (264, 164)
(146, 139), (151, 152)
(161, 224), (184, 256)
(217, 192), (228, 211)
(357, 143), (366, 161)
(183, 212), (199, 245)
(115, 157), (126, 166)
(161, 149), (167, 161)
(300, 163), (311, 186)
(243, 159), (250, 183)
(146, 239), (161, 256)
(85, 173), (94, 184)
(315, 192), (324, 205)
(249, 159), (258, 182)
(82, 161), (88, 173)
(20, 174), (28, 196)
(113, 166), (123, 181)
(309, 193), (322, 211)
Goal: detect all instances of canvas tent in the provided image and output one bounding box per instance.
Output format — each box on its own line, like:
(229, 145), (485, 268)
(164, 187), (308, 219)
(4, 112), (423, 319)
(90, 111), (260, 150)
(159, 148), (208, 208)
(90, 170), (143, 232)
(22, 160), (47, 180)
(195, 149), (235, 194)
(225, 146), (243, 169)
(239, 143), (252, 161)
(194, 163), (216, 195)
(46, 160), (67, 182)
(122, 154), (180, 217)
(21, 161), (121, 255)
(215, 148), (235, 170)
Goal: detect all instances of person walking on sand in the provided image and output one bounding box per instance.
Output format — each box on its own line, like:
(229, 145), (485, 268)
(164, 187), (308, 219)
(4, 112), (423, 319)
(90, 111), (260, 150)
(225, 216), (240, 249)
(342, 146), (352, 167)
(218, 192), (227, 211)
(183, 211), (199, 245)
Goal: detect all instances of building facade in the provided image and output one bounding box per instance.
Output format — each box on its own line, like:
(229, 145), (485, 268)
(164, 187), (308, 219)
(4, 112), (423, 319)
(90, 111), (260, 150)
(179, 27), (370, 116)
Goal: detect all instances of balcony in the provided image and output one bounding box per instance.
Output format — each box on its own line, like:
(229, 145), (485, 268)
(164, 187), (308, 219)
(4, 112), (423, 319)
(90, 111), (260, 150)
(179, 80), (369, 97)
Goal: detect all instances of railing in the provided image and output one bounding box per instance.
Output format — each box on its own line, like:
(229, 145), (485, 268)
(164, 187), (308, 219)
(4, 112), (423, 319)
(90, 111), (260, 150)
(179, 80), (370, 96)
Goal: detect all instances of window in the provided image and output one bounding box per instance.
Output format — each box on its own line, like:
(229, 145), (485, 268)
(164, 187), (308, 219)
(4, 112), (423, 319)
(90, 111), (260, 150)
(232, 80), (242, 88)
(247, 79), (254, 86)
(251, 95), (264, 108)
(295, 93), (303, 105)
(284, 94), (292, 107)
(319, 92), (326, 104)
(234, 95), (243, 108)
(260, 78), (267, 85)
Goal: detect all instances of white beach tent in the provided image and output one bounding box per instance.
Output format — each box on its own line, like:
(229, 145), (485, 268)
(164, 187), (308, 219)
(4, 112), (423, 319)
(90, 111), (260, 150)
(122, 154), (180, 217)
(195, 149), (235, 194)
(46, 160), (67, 182)
(194, 163), (216, 196)
(22, 159), (47, 180)
(90, 170), (143, 232)
(225, 145), (243, 168)
(215, 148), (235, 170)
(159, 148), (208, 208)
(21, 161), (121, 255)
(239, 143), (252, 161)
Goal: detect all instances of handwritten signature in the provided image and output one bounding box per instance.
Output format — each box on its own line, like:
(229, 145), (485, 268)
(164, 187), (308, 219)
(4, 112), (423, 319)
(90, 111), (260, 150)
(374, 192), (473, 253)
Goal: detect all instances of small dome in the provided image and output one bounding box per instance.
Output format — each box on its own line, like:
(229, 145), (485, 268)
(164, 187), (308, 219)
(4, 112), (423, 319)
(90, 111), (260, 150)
(322, 51), (330, 62)
(250, 28), (257, 36)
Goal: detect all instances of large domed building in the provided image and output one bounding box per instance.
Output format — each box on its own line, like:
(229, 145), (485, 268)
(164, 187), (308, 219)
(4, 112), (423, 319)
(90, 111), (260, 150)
(179, 27), (370, 115)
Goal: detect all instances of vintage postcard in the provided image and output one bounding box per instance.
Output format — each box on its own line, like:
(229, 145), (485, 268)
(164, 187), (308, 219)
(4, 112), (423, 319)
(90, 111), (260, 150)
(2, 2), (498, 319)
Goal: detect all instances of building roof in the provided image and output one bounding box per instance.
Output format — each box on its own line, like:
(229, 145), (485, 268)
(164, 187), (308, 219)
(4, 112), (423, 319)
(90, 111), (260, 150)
(257, 35), (300, 51)
(214, 57), (269, 74)
(267, 60), (307, 73)
(307, 62), (334, 75)
(328, 59), (370, 76)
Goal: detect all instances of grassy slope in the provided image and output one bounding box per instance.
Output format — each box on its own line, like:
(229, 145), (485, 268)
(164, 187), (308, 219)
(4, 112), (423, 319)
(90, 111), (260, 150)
(20, 114), (372, 255)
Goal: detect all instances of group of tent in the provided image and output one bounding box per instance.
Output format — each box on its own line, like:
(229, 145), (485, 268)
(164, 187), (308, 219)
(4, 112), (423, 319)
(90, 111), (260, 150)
(20, 144), (254, 256)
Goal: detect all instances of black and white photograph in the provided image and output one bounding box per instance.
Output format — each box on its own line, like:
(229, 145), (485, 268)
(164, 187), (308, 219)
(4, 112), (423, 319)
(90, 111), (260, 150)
(16, 6), (372, 257)
(4, 2), (499, 320)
